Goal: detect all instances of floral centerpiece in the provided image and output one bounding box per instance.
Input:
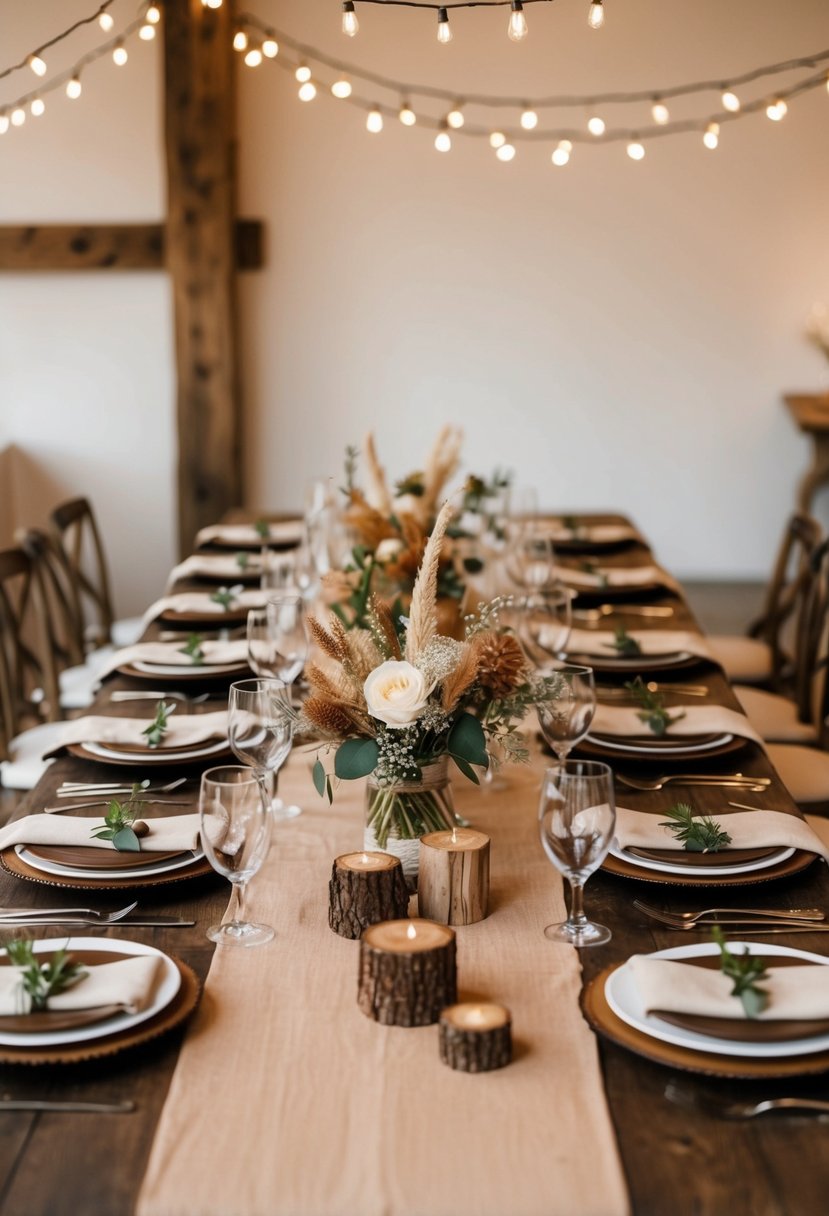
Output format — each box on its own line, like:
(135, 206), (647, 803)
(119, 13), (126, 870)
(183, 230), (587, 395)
(302, 502), (558, 882)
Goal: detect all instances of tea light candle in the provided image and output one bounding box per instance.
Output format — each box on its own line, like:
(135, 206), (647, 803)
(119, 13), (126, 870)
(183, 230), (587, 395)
(418, 827), (490, 925)
(358, 918), (457, 1026)
(328, 851), (409, 940)
(439, 1002), (512, 1072)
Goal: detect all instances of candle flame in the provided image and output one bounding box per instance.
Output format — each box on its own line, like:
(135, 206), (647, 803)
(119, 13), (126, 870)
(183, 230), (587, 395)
(451, 825), (458, 844)
(361, 852), (369, 864)
(406, 922), (417, 940)
(468, 1006), (487, 1026)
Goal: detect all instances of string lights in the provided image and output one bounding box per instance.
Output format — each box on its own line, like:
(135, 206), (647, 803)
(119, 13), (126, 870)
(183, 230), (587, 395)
(0, 2), (117, 83)
(335, 0), (601, 41)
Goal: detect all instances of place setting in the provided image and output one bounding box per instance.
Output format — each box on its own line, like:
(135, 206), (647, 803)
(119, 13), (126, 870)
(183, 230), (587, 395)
(194, 519), (304, 552)
(101, 637), (252, 685)
(561, 625), (718, 675)
(140, 587), (271, 631)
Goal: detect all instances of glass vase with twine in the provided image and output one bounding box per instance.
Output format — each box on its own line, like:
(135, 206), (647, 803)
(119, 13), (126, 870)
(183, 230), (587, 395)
(364, 757), (456, 889)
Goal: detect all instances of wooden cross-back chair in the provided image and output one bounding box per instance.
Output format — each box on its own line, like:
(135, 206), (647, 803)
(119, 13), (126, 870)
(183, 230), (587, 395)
(19, 528), (86, 671)
(747, 512), (822, 689)
(796, 537), (829, 747)
(0, 547), (59, 762)
(50, 496), (116, 650)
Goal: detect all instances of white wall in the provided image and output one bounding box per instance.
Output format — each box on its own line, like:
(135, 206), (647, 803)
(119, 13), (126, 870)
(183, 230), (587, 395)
(238, 0), (829, 577)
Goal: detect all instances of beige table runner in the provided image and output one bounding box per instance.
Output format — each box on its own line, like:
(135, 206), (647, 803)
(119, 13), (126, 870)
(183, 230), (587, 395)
(138, 751), (629, 1216)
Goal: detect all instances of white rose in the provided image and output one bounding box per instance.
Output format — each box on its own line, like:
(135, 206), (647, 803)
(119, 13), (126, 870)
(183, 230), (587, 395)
(375, 537), (404, 564)
(364, 660), (429, 729)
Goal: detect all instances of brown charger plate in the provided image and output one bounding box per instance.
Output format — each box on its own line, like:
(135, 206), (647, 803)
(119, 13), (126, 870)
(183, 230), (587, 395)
(110, 739), (219, 756)
(582, 960), (829, 1079)
(578, 734), (746, 764)
(66, 741), (232, 769)
(118, 661), (249, 684)
(158, 609), (250, 628)
(0, 846), (213, 890)
(0, 950), (200, 1066)
(565, 651), (706, 675)
(627, 845), (781, 867)
(26, 845), (189, 870)
(602, 847), (817, 887)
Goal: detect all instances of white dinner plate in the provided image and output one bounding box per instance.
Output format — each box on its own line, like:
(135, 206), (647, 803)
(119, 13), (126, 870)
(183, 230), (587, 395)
(16, 844), (205, 882)
(586, 731), (734, 757)
(566, 650), (693, 670)
(607, 840), (794, 878)
(132, 660), (247, 677)
(80, 738), (229, 764)
(0, 937), (181, 1048)
(606, 942), (829, 1058)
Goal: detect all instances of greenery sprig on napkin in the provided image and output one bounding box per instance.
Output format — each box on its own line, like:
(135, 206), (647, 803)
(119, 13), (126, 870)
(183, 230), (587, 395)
(6, 940), (87, 1012)
(178, 633), (205, 665)
(254, 519), (270, 539)
(580, 560), (608, 588)
(625, 676), (685, 735)
(90, 783), (148, 852)
(142, 700), (177, 749)
(713, 927), (769, 1018)
(659, 803), (732, 852)
(605, 626), (641, 657)
(562, 514), (585, 538)
(234, 550), (250, 571)
(209, 584), (244, 611)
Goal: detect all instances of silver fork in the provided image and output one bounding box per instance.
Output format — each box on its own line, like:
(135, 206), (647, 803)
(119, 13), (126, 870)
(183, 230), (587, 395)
(574, 605), (675, 622)
(633, 903), (826, 930)
(0, 901), (138, 924)
(665, 1082), (829, 1120)
(598, 682), (709, 698)
(616, 773), (771, 792)
(633, 900), (825, 924)
(109, 691), (211, 704)
(58, 777), (189, 798)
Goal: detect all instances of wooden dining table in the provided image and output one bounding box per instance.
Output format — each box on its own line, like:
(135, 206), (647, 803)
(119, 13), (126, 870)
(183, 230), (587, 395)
(2, 514), (829, 1216)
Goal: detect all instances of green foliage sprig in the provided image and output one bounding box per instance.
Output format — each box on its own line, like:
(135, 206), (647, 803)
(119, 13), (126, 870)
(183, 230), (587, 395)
(625, 675), (685, 735)
(606, 626), (642, 657)
(712, 927), (769, 1019)
(209, 583), (244, 611)
(254, 519), (270, 539)
(6, 940), (87, 1012)
(340, 444), (359, 495)
(580, 560), (609, 588)
(90, 783), (148, 852)
(562, 514), (585, 537)
(234, 550), (250, 570)
(141, 700), (177, 749)
(659, 803), (732, 853)
(178, 633), (205, 665)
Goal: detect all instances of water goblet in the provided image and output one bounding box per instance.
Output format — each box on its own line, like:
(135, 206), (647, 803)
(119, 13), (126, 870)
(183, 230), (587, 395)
(228, 678), (294, 821)
(536, 664), (596, 762)
(538, 760), (616, 947)
(505, 523), (556, 592)
(518, 586), (573, 666)
(199, 765), (275, 947)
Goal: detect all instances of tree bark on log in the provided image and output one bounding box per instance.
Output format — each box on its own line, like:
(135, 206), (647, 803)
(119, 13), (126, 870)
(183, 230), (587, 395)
(358, 920), (457, 1026)
(439, 1007), (512, 1072)
(418, 830), (490, 925)
(328, 853), (409, 939)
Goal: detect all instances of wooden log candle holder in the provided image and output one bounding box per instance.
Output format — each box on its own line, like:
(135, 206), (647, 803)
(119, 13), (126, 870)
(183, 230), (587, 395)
(439, 1003), (512, 1073)
(357, 918), (457, 1026)
(418, 828), (490, 925)
(328, 851), (410, 940)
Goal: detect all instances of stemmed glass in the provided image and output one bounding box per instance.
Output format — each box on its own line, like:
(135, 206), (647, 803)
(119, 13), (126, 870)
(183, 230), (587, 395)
(505, 524), (557, 593)
(199, 765), (274, 947)
(536, 665), (596, 762)
(228, 677), (294, 824)
(538, 760), (616, 947)
(266, 594), (309, 705)
(518, 586), (573, 666)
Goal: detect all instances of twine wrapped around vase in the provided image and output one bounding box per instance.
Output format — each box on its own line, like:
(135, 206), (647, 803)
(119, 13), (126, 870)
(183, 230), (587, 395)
(364, 757), (456, 888)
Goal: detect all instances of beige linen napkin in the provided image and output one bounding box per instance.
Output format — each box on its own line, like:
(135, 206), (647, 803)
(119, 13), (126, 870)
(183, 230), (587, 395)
(0, 812), (201, 854)
(544, 523), (640, 545)
(591, 703), (764, 747)
(564, 628), (715, 662)
(195, 521), (303, 547)
(44, 710), (228, 756)
(0, 953), (162, 1016)
(166, 554), (263, 588)
(555, 564), (680, 593)
(96, 640), (249, 680)
(629, 954), (829, 1020)
(141, 590), (267, 628)
(615, 805), (829, 863)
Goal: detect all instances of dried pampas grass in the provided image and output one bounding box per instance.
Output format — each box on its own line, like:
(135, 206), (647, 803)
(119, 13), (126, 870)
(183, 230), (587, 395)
(405, 499), (454, 663)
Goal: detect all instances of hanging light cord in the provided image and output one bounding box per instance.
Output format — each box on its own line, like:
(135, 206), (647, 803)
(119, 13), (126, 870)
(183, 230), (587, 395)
(0, 1), (117, 83)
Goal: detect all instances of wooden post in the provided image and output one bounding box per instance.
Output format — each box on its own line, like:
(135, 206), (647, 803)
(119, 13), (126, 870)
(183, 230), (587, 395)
(163, 0), (242, 557)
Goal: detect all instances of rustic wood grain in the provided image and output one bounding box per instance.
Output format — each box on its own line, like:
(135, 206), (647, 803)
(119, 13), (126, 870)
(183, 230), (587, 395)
(0, 222), (263, 273)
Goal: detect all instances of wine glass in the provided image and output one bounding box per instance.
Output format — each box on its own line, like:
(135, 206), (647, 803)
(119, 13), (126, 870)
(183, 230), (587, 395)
(228, 678), (294, 823)
(505, 523), (556, 593)
(536, 665), (596, 762)
(246, 608), (274, 677)
(518, 586), (573, 665)
(199, 765), (274, 947)
(266, 594), (309, 700)
(538, 760), (616, 947)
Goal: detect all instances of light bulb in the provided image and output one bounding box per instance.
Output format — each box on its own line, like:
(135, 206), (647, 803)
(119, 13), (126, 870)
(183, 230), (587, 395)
(399, 103), (416, 126)
(0, 114), (8, 135)
(587, 1), (604, 29)
(11, 108), (25, 127)
(651, 100), (669, 125)
(298, 82), (317, 102)
(508, 1), (528, 41)
(146, 5), (161, 23)
(139, 23), (155, 40)
(30, 97), (45, 117)
(521, 107), (538, 130)
(587, 115), (605, 136)
(435, 130), (452, 152)
(244, 47), (262, 66)
(721, 89), (740, 112)
(447, 108), (465, 129)
(342, 1), (359, 37)
(496, 143), (516, 161)
(29, 55), (47, 77)
(552, 141), (571, 166)
(233, 30), (248, 51)
(766, 99), (787, 121)
(627, 139), (645, 160)
(489, 131), (506, 148)
(366, 108), (383, 133)
(295, 65), (312, 83)
(437, 8), (452, 43)
(99, 12), (115, 31)
(262, 38), (278, 58)
(703, 121), (719, 150)
(66, 76), (82, 100)
(113, 43), (128, 65)
(331, 78), (352, 98)
(203, 0), (223, 7)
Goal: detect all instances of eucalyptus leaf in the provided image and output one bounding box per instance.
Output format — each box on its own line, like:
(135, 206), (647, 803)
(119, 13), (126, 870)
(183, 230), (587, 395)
(447, 712), (488, 769)
(312, 758), (327, 798)
(112, 826), (141, 853)
(334, 737), (380, 780)
(450, 754), (481, 785)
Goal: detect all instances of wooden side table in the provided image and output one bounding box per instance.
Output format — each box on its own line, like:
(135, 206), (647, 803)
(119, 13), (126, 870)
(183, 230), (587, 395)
(784, 393), (829, 511)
